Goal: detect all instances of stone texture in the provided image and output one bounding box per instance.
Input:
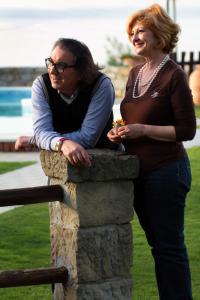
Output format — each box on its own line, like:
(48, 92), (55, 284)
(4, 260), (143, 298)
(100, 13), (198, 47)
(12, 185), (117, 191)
(49, 180), (134, 227)
(50, 224), (132, 284)
(104, 66), (130, 98)
(54, 278), (132, 300)
(40, 149), (139, 183)
(40, 150), (138, 300)
(0, 67), (46, 86)
(76, 278), (132, 300)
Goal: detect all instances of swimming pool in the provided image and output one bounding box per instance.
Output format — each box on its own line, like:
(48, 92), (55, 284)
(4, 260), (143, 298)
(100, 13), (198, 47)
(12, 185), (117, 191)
(0, 87), (31, 117)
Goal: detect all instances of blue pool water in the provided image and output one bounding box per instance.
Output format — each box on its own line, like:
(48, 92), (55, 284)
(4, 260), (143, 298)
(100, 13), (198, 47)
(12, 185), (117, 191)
(0, 87), (31, 117)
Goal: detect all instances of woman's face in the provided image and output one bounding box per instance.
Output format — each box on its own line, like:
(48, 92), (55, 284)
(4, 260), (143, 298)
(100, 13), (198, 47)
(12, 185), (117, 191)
(130, 22), (159, 58)
(47, 46), (81, 96)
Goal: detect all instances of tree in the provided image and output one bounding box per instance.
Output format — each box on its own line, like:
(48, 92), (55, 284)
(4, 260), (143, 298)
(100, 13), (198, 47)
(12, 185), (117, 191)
(104, 36), (132, 66)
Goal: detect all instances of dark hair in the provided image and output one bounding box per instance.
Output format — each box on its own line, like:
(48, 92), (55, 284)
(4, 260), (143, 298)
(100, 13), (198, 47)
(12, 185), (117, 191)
(52, 38), (101, 85)
(127, 4), (180, 53)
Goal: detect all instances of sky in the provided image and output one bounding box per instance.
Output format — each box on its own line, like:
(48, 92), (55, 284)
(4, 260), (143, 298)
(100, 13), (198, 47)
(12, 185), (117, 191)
(0, 0), (200, 67)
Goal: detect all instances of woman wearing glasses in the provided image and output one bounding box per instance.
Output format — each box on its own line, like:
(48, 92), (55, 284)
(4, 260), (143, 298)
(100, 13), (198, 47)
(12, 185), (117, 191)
(15, 38), (115, 167)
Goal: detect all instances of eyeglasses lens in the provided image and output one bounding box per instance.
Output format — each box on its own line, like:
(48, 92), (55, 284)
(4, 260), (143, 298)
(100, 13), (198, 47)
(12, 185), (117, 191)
(45, 59), (63, 73)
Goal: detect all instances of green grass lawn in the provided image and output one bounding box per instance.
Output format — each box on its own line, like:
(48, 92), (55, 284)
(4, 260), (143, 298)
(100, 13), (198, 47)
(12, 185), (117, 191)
(195, 105), (200, 118)
(0, 161), (35, 174)
(0, 203), (51, 300)
(0, 148), (199, 299)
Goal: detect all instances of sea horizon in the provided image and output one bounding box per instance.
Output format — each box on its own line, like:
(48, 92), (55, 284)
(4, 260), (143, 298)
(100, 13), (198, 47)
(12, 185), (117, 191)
(0, 0), (200, 68)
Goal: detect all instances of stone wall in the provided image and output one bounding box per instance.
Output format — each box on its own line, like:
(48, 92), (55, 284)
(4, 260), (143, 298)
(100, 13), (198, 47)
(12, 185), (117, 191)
(104, 66), (130, 99)
(0, 66), (130, 98)
(0, 67), (46, 86)
(40, 149), (139, 300)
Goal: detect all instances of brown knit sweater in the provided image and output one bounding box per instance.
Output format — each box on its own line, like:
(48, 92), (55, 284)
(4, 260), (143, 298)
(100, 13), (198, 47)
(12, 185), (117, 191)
(121, 59), (196, 176)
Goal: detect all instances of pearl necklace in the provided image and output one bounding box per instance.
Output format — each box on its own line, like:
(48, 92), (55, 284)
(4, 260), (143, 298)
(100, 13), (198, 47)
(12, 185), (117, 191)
(139, 66), (156, 87)
(132, 54), (170, 98)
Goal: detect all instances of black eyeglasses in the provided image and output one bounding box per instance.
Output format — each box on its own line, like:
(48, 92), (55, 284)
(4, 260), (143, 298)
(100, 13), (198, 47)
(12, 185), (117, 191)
(45, 57), (76, 73)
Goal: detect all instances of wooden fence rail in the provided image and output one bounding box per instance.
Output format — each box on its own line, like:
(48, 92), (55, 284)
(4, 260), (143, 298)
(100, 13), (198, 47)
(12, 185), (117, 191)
(0, 267), (68, 288)
(0, 185), (64, 206)
(0, 184), (67, 291)
(171, 51), (200, 75)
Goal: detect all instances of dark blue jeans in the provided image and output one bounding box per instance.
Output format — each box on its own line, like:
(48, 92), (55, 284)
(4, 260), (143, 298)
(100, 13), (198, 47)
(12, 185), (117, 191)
(133, 155), (193, 300)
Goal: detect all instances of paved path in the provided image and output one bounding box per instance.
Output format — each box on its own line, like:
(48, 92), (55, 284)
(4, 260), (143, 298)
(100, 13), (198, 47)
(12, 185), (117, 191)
(183, 128), (200, 148)
(0, 152), (47, 189)
(0, 152), (47, 213)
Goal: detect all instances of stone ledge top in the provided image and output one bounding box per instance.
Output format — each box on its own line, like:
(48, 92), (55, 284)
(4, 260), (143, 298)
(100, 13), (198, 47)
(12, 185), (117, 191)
(40, 149), (139, 183)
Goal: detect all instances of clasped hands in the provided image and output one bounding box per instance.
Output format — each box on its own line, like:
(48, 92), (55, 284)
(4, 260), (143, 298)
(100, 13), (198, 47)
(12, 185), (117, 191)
(107, 123), (145, 143)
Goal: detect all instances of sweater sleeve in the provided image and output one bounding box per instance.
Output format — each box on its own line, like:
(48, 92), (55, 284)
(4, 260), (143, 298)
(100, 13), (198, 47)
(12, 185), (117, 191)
(169, 69), (196, 141)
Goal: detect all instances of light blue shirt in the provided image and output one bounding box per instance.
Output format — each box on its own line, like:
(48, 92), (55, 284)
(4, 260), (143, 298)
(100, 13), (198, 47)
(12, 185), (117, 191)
(31, 74), (115, 150)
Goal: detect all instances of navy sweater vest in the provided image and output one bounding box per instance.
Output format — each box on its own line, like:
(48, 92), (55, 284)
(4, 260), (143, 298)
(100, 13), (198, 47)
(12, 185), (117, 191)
(42, 73), (114, 148)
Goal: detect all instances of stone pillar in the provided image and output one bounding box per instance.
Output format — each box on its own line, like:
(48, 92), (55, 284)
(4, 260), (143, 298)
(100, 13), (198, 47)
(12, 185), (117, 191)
(40, 149), (139, 300)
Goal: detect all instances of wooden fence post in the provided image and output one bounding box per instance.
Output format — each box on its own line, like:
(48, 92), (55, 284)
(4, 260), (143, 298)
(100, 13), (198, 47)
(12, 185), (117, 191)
(40, 149), (139, 300)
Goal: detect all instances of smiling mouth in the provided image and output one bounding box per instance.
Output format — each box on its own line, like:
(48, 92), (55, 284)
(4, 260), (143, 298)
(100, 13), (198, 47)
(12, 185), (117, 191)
(134, 42), (144, 47)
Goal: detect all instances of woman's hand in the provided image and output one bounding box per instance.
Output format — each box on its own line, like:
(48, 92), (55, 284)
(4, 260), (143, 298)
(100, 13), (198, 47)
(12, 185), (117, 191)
(61, 140), (92, 167)
(107, 128), (123, 144)
(117, 124), (145, 140)
(117, 124), (176, 142)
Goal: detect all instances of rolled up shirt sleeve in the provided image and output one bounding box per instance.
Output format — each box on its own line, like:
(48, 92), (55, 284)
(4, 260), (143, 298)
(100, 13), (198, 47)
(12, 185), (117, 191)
(170, 69), (196, 141)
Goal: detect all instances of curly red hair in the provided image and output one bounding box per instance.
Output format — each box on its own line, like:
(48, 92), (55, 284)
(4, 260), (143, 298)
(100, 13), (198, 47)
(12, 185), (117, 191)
(127, 4), (180, 53)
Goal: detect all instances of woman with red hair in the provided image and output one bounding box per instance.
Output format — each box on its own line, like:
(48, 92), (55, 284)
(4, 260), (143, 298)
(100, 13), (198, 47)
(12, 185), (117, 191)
(108, 4), (196, 299)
